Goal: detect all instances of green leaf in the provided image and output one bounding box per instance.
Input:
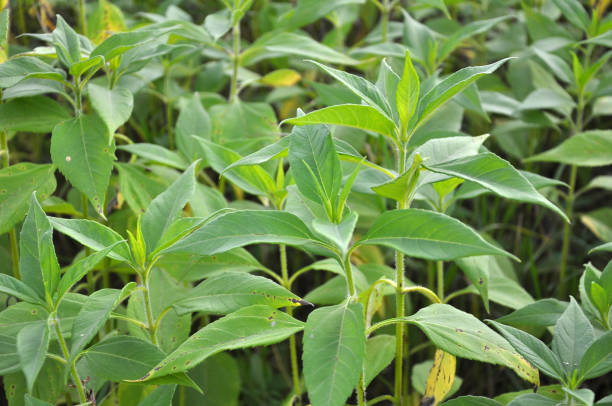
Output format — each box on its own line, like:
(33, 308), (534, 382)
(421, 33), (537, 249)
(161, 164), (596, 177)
(179, 353), (240, 406)
(288, 122), (342, 212)
(551, 0), (590, 32)
(53, 15), (81, 68)
(17, 322), (49, 392)
(0, 56), (64, 88)
(0, 163), (56, 235)
(176, 93), (211, 161)
(88, 83), (134, 135)
(172, 272), (309, 315)
(162, 210), (321, 256)
(371, 154), (422, 203)
(552, 297), (594, 377)
(364, 334), (395, 386)
(285, 105), (397, 141)
(137, 385), (176, 406)
(69, 55), (105, 79)
(590, 242), (612, 254)
(55, 242), (123, 304)
(579, 330), (612, 381)
(303, 302), (366, 406)
(117, 144), (188, 170)
(0, 97), (71, 133)
(488, 321), (565, 381)
(411, 59), (511, 133)
(441, 396), (503, 406)
(425, 152), (568, 221)
(357, 209), (516, 261)
(397, 50), (420, 136)
(401, 304), (539, 385)
(196, 138), (276, 197)
(141, 161), (199, 253)
(244, 32), (358, 66)
(438, 16), (511, 62)
(224, 136), (289, 171)
(277, 0), (365, 30)
(134, 305), (304, 381)
(308, 60), (392, 116)
(49, 217), (132, 262)
(0, 274), (44, 304)
(496, 299), (567, 330)
(70, 284), (136, 359)
(115, 163), (166, 214)
(50, 114), (116, 217)
(24, 394), (54, 406)
(19, 194), (60, 305)
(524, 131), (612, 167)
(91, 30), (157, 62)
(312, 212), (358, 254)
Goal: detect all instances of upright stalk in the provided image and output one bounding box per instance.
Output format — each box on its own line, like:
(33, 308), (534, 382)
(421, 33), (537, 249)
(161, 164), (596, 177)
(280, 245), (301, 404)
(394, 144), (408, 404)
(381, 0), (390, 43)
(54, 317), (87, 403)
(78, 0), (87, 36)
(229, 19), (241, 102)
(1, 130), (20, 279)
(17, 0), (28, 45)
(436, 261), (444, 301)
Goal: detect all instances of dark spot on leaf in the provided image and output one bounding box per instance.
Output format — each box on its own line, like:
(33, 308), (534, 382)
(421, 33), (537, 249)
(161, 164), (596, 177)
(185, 360), (191, 366)
(478, 277), (483, 285)
(484, 345), (490, 351)
(455, 328), (463, 333)
(154, 367), (161, 371)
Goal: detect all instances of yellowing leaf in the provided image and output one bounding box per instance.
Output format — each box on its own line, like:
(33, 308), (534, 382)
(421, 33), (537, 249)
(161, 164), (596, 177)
(423, 349), (456, 406)
(87, 0), (127, 44)
(260, 69), (301, 87)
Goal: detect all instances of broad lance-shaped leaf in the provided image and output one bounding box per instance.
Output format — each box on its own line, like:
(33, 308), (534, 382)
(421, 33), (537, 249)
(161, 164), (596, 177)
(88, 83), (134, 137)
(579, 330), (612, 381)
(0, 56), (65, 88)
(141, 160), (199, 254)
(488, 320), (565, 381)
(524, 130), (612, 167)
(288, 122), (342, 211)
(308, 60), (392, 116)
(134, 305), (304, 381)
(70, 283), (136, 359)
(172, 272), (310, 315)
(17, 322), (49, 392)
(356, 209), (517, 261)
(0, 97), (71, 133)
(303, 302), (366, 406)
(0, 163), (56, 235)
(285, 105), (397, 142)
(162, 210), (322, 256)
(425, 152), (568, 221)
(19, 194), (60, 304)
(399, 304), (539, 385)
(224, 136), (290, 171)
(409, 58), (511, 133)
(0, 274), (44, 304)
(117, 143), (188, 170)
(49, 217), (132, 262)
(51, 114), (116, 217)
(552, 297), (594, 376)
(397, 50), (419, 135)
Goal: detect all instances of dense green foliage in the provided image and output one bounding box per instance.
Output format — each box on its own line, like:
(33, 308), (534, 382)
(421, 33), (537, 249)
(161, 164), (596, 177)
(0, 0), (611, 405)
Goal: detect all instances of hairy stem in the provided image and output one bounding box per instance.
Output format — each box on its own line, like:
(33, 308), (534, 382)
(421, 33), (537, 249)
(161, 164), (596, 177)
(54, 318), (87, 403)
(230, 20), (241, 102)
(280, 244), (301, 404)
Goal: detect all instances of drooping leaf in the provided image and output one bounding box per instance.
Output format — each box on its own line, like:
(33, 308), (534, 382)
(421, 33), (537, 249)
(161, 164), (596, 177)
(50, 114), (116, 217)
(162, 210), (322, 256)
(357, 209), (516, 261)
(49, 217), (132, 262)
(134, 305), (304, 381)
(303, 302), (366, 406)
(425, 152), (567, 221)
(524, 131), (612, 167)
(285, 104), (398, 141)
(171, 272), (309, 315)
(400, 304), (539, 385)
(140, 161), (199, 253)
(0, 163), (56, 235)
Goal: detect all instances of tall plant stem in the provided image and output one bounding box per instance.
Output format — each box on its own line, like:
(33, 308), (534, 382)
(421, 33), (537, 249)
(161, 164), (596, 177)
(558, 164), (577, 298)
(78, 0), (87, 35)
(54, 318), (87, 403)
(17, 0), (28, 45)
(1, 130), (20, 279)
(381, 0), (390, 43)
(229, 21), (241, 102)
(280, 244), (301, 404)
(394, 144), (408, 404)
(436, 261), (444, 301)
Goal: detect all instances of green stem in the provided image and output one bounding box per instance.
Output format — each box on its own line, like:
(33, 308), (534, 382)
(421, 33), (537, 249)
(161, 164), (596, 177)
(381, 0), (389, 43)
(437, 261), (444, 301)
(164, 65), (174, 150)
(78, 0), (87, 35)
(357, 374), (366, 406)
(559, 164), (577, 298)
(344, 254), (357, 297)
(54, 317), (87, 403)
(17, 0), (28, 45)
(280, 244), (301, 404)
(143, 276), (157, 345)
(394, 144), (408, 404)
(1, 131), (20, 279)
(230, 20), (241, 102)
